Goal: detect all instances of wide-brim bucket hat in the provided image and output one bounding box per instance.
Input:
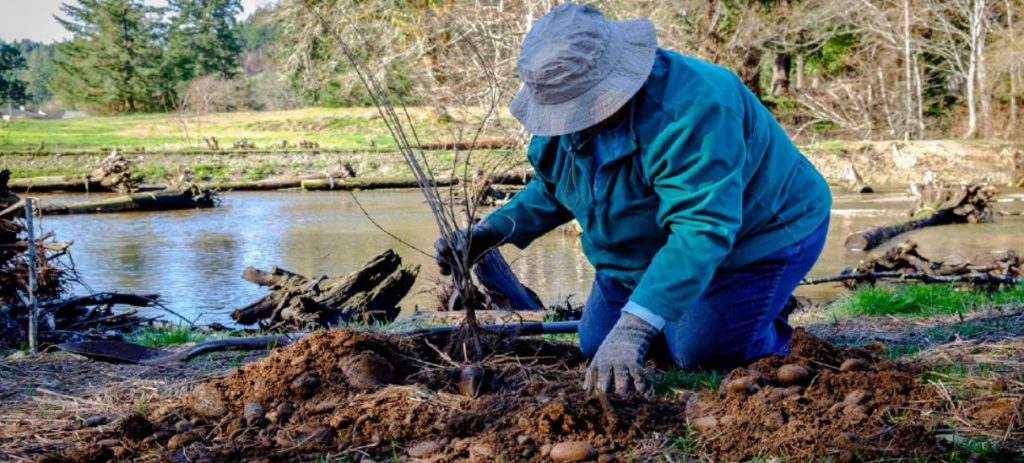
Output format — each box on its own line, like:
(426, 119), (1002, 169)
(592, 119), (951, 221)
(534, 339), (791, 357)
(510, 3), (657, 137)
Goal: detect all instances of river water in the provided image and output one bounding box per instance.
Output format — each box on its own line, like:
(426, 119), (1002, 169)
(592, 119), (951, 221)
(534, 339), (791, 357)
(33, 188), (1024, 325)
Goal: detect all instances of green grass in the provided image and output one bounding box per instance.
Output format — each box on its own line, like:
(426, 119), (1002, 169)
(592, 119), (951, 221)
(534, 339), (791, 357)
(0, 107), (514, 154)
(827, 284), (1024, 318)
(651, 367), (724, 396)
(125, 325), (208, 347)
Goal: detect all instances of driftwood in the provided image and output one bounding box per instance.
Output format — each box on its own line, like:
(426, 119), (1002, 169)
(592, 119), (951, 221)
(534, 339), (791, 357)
(39, 187), (217, 215)
(230, 250), (420, 329)
(301, 177), (456, 191)
(844, 180), (997, 251)
(804, 240), (1022, 287)
(417, 139), (517, 151)
(842, 163), (873, 193)
(9, 151), (136, 193)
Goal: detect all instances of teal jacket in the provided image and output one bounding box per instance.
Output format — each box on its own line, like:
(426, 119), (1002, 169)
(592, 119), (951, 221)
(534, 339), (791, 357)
(485, 49), (831, 321)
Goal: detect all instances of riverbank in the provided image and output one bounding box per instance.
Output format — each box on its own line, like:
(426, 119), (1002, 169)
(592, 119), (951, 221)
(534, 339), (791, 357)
(2, 139), (1021, 188)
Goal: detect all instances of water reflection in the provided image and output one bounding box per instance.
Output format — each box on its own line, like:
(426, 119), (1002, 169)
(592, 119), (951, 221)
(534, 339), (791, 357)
(33, 188), (1023, 325)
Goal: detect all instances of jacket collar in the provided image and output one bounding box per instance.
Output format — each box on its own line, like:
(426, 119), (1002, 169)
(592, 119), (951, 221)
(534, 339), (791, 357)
(558, 96), (640, 166)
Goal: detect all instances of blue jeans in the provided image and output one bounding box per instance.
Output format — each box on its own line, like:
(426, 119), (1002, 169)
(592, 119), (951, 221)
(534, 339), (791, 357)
(579, 218), (829, 370)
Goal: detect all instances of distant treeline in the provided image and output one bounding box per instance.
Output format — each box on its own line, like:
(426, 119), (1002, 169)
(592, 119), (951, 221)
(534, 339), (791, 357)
(1, 0), (1021, 141)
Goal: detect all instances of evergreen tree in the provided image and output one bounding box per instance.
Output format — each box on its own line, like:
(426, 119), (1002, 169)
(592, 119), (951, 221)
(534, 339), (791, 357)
(50, 0), (165, 112)
(0, 43), (28, 114)
(165, 0), (243, 85)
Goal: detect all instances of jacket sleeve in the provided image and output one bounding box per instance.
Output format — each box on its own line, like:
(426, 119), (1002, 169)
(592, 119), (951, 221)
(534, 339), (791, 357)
(629, 103), (746, 321)
(484, 176), (574, 249)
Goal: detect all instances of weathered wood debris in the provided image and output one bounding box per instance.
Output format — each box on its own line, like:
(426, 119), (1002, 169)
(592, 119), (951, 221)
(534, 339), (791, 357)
(9, 151), (138, 193)
(804, 240), (1022, 287)
(844, 177), (997, 251)
(230, 250), (419, 329)
(38, 185), (217, 215)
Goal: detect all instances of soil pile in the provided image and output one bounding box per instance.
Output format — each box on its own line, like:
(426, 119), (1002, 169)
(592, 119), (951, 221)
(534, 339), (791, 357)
(57, 329), (942, 462)
(686, 330), (939, 462)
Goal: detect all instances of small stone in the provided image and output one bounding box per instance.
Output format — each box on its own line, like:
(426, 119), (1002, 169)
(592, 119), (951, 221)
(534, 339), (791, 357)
(516, 435), (531, 445)
(289, 355), (308, 366)
(776, 364), (813, 386)
(243, 402), (265, 426)
(864, 341), (887, 352)
(407, 440), (441, 458)
(265, 411), (280, 424)
(188, 383), (228, 419)
(690, 416), (719, 433)
(82, 416), (107, 427)
(539, 443), (553, 457)
(166, 432), (198, 450)
(173, 420), (194, 433)
(549, 441), (598, 463)
(459, 366), (486, 397)
(290, 372), (321, 398)
(276, 402), (296, 418)
(839, 358), (868, 372)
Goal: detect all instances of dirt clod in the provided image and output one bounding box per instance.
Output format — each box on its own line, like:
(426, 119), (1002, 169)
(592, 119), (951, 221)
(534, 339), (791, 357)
(187, 383), (227, 418)
(243, 402), (265, 426)
(839, 358), (868, 372)
(118, 413), (153, 441)
(290, 372), (320, 398)
(690, 416), (719, 433)
(549, 441), (598, 463)
(776, 364), (813, 386)
(724, 376), (756, 394)
(407, 439), (442, 458)
(863, 341), (887, 351)
(341, 350), (394, 389)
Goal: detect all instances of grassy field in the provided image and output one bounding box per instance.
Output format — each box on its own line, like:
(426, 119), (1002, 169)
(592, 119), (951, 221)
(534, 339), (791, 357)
(0, 107), (514, 154)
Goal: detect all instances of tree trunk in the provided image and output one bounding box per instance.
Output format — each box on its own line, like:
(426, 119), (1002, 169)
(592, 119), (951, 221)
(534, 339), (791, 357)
(771, 53), (791, 96)
(844, 211), (956, 251)
(795, 53), (805, 91)
(1005, 0), (1017, 137)
(739, 49), (763, 98)
(903, 0), (915, 140)
(39, 189), (216, 215)
(977, 9), (992, 139)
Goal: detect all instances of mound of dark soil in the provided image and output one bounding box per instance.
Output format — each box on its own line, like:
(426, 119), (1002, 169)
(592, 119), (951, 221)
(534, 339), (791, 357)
(57, 328), (942, 462)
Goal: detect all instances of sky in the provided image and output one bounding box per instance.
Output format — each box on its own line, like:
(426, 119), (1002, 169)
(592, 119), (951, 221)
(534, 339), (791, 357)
(0, 0), (279, 43)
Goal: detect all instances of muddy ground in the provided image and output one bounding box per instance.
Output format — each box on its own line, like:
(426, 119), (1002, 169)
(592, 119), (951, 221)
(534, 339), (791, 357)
(2, 307), (1022, 463)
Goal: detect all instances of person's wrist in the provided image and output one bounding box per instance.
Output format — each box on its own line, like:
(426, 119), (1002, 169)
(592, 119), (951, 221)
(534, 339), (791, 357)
(621, 301), (666, 331)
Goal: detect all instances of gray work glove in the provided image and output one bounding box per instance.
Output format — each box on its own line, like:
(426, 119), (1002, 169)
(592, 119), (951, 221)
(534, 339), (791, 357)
(433, 221), (505, 276)
(583, 312), (658, 395)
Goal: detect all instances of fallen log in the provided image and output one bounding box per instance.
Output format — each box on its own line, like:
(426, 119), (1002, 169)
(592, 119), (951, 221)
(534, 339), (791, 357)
(9, 174), (94, 193)
(230, 249), (418, 329)
(39, 188), (217, 215)
(417, 139), (517, 151)
(300, 177), (456, 191)
(843, 180), (996, 251)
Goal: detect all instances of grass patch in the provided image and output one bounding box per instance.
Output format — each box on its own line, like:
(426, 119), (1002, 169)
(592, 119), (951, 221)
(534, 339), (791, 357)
(828, 284), (1024, 318)
(0, 107), (514, 154)
(651, 367), (724, 396)
(126, 325), (207, 347)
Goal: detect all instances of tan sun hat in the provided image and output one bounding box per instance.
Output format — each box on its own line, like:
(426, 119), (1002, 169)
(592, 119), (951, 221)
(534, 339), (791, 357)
(510, 3), (658, 137)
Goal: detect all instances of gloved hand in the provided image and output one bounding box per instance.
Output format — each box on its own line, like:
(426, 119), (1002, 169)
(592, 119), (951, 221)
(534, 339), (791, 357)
(433, 221), (505, 276)
(583, 312), (658, 395)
